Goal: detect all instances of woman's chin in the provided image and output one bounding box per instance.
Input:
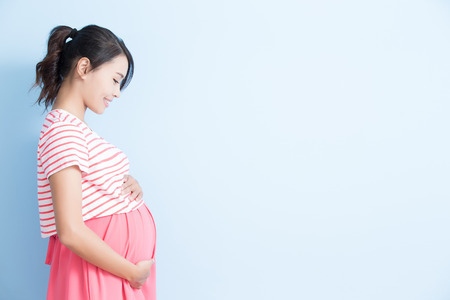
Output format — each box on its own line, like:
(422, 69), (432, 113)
(88, 106), (106, 115)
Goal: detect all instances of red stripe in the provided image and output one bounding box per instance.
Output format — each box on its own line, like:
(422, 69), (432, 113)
(41, 145), (87, 166)
(89, 141), (109, 152)
(40, 216), (54, 221)
(88, 167), (129, 187)
(40, 123), (79, 143)
(39, 202), (53, 208)
(46, 160), (88, 177)
(43, 117), (57, 128)
(89, 146), (115, 161)
(40, 131), (86, 154)
(89, 157), (128, 179)
(83, 177), (122, 200)
(81, 171), (126, 194)
(41, 139), (87, 159)
(84, 196), (124, 217)
(42, 228), (56, 234)
(92, 201), (126, 218)
(90, 151), (121, 168)
(87, 136), (102, 145)
(87, 140), (104, 149)
(82, 185), (122, 209)
(41, 222), (55, 228)
(37, 190), (51, 195)
(114, 199), (143, 215)
(43, 151), (88, 174)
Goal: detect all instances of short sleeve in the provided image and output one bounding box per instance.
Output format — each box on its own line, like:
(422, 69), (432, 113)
(39, 121), (89, 179)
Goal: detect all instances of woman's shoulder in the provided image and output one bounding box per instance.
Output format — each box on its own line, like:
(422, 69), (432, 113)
(43, 109), (83, 126)
(38, 109), (89, 145)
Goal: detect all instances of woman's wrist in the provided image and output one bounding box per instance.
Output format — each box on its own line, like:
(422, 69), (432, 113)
(124, 263), (138, 282)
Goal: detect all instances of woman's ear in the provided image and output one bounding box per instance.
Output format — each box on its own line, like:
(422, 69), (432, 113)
(76, 57), (91, 79)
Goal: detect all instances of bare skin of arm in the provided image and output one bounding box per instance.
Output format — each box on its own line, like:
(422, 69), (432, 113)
(49, 165), (153, 289)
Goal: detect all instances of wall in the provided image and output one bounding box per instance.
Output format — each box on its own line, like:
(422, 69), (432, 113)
(1, 0), (450, 299)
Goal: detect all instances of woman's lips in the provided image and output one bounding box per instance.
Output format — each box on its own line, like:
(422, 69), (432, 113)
(104, 98), (112, 107)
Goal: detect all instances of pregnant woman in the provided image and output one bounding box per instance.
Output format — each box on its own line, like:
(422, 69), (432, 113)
(34, 25), (156, 299)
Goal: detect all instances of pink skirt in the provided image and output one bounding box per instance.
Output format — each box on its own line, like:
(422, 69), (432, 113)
(45, 203), (157, 300)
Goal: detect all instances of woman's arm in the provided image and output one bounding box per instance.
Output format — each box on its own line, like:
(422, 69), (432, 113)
(49, 165), (153, 288)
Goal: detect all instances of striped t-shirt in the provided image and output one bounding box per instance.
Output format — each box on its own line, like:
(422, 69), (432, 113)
(37, 109), (144, 238)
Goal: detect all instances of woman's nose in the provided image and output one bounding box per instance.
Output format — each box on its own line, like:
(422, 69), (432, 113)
(114, 87), (121, 98)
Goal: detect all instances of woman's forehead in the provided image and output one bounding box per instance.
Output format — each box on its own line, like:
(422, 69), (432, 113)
(101, 55), (128, 72)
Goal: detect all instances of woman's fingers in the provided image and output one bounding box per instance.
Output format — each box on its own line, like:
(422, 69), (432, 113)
(122, 176), (137, 193)
(122, 178), (134, 193)
(132, 190), (143, 201)
(122, 175), (144, 201)
(129, 189), (143, 201)
(129, 259), (153, 288)
(122, 182), (135, 195)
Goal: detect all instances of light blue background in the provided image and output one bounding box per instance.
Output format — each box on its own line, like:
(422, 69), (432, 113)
(1, 0), (450, 299)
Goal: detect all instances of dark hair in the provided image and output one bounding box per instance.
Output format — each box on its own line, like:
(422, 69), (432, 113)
(33, 24), (134, 110)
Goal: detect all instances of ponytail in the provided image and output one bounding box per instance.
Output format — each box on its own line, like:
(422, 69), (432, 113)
(33, 26), (73, 110)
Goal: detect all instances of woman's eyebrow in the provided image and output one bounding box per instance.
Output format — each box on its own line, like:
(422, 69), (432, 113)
(116, 72), (124, 78)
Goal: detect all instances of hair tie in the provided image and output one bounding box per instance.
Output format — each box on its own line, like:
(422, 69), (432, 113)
(68, 28), (78, 39)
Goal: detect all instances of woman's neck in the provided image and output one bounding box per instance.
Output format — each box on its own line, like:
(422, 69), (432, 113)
(52, 78), (87, 123)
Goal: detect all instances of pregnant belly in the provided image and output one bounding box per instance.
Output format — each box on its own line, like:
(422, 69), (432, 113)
(85, 202), (157, 262)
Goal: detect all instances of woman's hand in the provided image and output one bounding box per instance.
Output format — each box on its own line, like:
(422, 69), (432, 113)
(129, 259), (155, 289)
(122, 174), (143, 201)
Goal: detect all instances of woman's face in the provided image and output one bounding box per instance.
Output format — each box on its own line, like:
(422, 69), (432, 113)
(82, 54), (129, 114)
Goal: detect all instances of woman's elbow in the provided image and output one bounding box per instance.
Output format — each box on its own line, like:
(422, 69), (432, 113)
(57, 224), (84, 248)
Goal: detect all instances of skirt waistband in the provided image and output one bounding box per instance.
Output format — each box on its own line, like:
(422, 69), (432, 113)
(45, 203), (156, 265)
